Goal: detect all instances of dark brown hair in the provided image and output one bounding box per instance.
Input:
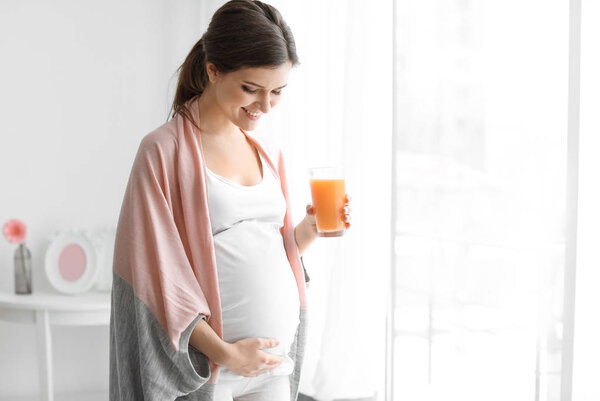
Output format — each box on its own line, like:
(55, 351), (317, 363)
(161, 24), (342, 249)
(171, 0), (299, 125)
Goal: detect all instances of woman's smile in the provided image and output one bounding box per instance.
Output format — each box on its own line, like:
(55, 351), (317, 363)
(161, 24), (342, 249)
(242, 106), (262, 120)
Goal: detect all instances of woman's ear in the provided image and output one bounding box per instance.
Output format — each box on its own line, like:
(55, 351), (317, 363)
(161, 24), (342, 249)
(206, 62), (219, 84)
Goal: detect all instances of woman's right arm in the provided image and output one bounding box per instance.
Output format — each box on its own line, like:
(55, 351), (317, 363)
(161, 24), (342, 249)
(189, 319), (283, 377)
(189, 319), (231, 366)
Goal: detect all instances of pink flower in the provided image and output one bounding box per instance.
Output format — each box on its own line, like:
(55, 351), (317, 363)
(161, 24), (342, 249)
(3, 219), (27, 244)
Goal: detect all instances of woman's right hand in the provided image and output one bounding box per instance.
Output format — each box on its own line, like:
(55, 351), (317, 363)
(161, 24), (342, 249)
(221, 337), (283, 377)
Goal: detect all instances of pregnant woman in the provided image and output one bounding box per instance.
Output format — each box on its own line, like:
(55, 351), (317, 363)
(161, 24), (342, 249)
(109, 1), (351, 400)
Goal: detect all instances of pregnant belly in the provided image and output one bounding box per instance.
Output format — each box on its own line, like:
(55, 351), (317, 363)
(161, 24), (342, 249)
(214, 221), (300, 351)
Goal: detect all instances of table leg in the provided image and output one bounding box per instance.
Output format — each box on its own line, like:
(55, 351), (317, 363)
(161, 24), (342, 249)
(35, 310), (54, 401)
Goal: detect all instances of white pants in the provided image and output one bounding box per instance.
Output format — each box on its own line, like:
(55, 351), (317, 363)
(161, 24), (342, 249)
(214, 372), (291, 401)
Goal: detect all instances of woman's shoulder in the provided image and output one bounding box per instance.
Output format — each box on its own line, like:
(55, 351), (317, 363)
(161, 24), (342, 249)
(138, 118), (180, 155)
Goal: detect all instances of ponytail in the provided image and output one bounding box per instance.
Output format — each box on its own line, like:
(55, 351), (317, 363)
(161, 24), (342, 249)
(170, 38), (209, 124)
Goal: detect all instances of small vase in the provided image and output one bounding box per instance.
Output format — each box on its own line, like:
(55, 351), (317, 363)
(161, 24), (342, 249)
(14, 243), (32, 294)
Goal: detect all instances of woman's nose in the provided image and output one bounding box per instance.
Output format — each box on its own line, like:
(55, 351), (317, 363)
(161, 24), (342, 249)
(258, 95), (272, 114)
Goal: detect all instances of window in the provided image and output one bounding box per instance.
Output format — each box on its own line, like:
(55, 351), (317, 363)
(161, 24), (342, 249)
(391, 1), (570, 399)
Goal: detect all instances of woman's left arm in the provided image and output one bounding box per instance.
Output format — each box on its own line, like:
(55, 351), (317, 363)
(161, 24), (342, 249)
(294, 194), (352, 256)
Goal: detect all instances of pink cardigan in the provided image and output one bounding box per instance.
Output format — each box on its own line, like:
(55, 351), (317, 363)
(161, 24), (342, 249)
(110, 100), (308, 400)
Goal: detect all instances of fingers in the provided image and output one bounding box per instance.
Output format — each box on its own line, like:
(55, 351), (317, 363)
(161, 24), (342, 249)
(244, 351), (282, 377)
(340, 205), (351, 217)
(309, 194), (352, 229)
(264, 355), (283, 366)
(256, 352), (282, 367)
(258, 337), (280, 349)
(249, 364), (280, 377)
(232, 337), (284, 378)
(341, 198), (352, 229)
(256, 354), (282, 378)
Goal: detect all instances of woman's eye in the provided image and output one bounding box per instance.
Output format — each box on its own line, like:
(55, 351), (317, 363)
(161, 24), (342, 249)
(242, 85), (257, 94)
(272, 90), (282, 95)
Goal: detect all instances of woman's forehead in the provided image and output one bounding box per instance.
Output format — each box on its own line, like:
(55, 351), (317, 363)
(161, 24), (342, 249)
(231, 63), (292, 86)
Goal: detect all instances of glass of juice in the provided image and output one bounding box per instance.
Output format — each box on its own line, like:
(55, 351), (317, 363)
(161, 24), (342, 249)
(309, 166), (346, 237)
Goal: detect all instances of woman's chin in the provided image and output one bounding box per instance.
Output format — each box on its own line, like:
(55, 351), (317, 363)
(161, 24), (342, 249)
(237, 120), (260, 131)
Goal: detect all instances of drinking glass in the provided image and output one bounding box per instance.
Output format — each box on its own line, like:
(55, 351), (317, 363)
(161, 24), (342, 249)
(309, 167), (346, 237)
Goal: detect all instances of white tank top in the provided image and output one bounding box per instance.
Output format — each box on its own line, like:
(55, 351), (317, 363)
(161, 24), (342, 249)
(206, 151), (300, 376)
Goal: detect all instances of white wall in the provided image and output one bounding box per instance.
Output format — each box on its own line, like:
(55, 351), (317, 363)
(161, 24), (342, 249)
(0, 1), (221, 397)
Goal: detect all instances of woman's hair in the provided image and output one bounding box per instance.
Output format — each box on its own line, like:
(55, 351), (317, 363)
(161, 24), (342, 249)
(171, 0), (299, 124)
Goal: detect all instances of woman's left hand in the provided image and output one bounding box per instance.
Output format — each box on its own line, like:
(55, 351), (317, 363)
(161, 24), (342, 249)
(341, 194), (352, 229)
(305, 193), (352, 231)
(297, 194), (352, 255)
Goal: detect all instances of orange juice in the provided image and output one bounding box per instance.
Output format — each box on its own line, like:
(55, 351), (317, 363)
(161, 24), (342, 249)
(310, 178), (346, 236)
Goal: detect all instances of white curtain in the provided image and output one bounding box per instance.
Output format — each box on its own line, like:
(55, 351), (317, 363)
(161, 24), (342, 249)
(572, 1), (600, 400)
(262, 1), (392, 400)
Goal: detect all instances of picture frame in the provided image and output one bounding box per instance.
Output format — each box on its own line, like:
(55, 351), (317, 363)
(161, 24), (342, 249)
(44, 232), (99, 294)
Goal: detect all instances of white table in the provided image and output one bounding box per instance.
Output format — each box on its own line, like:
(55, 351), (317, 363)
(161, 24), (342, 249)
(0, 291), (111, 401)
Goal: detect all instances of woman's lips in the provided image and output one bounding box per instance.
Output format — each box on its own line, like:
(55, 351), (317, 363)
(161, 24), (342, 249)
(242, 107), (262, 121)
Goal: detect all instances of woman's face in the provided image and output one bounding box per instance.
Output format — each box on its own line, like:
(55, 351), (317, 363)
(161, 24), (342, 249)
(207, 61), (292, 131)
